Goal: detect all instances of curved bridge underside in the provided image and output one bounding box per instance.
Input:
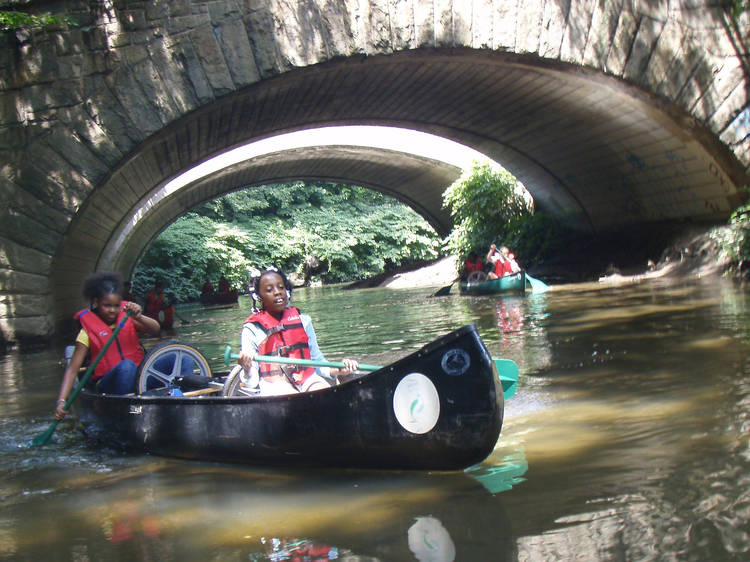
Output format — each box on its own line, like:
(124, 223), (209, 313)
(1, 1), (749, 342)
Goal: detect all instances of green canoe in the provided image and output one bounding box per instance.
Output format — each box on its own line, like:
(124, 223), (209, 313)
(459, 271), (526, 295)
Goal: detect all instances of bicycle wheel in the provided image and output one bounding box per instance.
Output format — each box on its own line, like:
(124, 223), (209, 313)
(137, 340), (212, 394)
(221, 365), (259, 397)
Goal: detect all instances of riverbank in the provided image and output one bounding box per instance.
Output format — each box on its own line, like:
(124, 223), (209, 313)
(367, 224), (738, 289)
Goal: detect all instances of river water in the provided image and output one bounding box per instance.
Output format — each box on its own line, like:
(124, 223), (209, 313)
(1, 278), (749, 560)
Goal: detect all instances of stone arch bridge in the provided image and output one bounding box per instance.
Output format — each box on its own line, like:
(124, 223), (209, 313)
(1, 0), (749, 344)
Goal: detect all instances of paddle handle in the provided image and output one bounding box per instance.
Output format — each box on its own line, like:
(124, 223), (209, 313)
(223, 345), (381, 371)
(223, 346), (519, 400)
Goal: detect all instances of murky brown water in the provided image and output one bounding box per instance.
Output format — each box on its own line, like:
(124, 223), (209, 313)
(2, 278), (749, 560)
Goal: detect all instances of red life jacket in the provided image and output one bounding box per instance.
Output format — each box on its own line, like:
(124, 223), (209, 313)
(75, 303), (144, 380)
(245, 306), (315, 385)
(464, 257), (483, 274)
(144, 290), (164, 316)
(493, 254), (514, 277)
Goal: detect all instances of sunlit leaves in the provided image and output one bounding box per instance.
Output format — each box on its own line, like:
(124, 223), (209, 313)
(133, 182), (441, 301)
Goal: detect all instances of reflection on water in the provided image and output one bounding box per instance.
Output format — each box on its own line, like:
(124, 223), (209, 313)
(1, 278), (750, 560)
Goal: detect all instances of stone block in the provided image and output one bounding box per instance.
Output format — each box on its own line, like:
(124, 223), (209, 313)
(539, 0), (568, 59)
(216, 18), (260, 87)
(188, 25), (235, 95)
(433, 0), (453, 47)
(0, 236), (53, 275)
(0, 208), (63, 256)
(82, 82), (144, 154)
(493, 2), (517, 51)
(451, 0), (473, 47)
(606, 10), (637, 75)
(364, 0), (393, 53)
(582, 0), (619, 69)
(147, 38), (202, 113)
(208, 0), (241, 24)
(7, 187), (71, 235)
(82, 26), (109, 51)
(319, 0), (360, 56)
(469, 0), (493, 49)
(0, 124), (27, 149)
(516, 0), (544, 55)
(0, 315), (55, 343)
(560, 0), (595, 63)
(413, 0), (435, 48)
(146, 1), (169, 20)
(106, 66), (165, 136)
(0, 293), (53, 318)
(0, 269), (50, 295)
(624, 16), (666, 85)
(164, 38), (216, 104)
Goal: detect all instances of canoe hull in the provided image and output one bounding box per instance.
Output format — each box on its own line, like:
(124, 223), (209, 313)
(75, 324), (503, 470)
(459, 272), (526, 295)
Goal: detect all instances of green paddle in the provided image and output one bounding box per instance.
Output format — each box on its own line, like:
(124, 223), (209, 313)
(31, 311), (132, 447)
(525, 273), (549, 293)
(224, 345), (519, 400)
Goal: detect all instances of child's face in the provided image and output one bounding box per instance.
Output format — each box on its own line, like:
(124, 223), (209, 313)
(257, 272), (288, 314)
(94, 293), (122, 325)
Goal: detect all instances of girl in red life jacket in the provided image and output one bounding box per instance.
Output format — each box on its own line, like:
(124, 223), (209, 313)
(237, 267), (359, 396)
(486, 244), (521, 279)
(54, 272), (162, 420)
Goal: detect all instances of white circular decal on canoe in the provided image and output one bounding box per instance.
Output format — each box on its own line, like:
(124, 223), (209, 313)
(393, 373), (440, 434)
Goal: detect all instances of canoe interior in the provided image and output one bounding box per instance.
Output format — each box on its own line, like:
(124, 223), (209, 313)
(75, 324), (504, 470)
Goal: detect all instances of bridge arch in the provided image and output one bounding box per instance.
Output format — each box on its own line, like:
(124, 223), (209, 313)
(1, 1), (748, 343)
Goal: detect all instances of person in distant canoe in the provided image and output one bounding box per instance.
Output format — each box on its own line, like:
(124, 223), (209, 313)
(200, 279), (215, 298)
(144, 281), (165, 320)
(144, 280), (175, 329)
(218, 276), (231, 294)
(236, 266), (359, 396)
(486, 244), (521, 279)
(463, 252), (483, 275)
(54, 272), (161, 419)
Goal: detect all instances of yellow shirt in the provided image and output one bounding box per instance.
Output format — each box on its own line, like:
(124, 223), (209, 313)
(75, 324), (118, 349)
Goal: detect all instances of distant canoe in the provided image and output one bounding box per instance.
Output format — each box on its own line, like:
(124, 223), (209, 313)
(74, 324), (504, 470)
(459, 271), (526, 295)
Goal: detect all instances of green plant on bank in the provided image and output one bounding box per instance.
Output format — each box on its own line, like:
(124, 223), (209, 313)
(713, 191), (750, 276)
(725, 0), (750, 19)
(0, 9), (72, 32)
(132, 182), (441, 303)
(442, 161), (573, 271)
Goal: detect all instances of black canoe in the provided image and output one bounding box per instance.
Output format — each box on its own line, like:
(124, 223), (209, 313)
(75, 324), (504, 470)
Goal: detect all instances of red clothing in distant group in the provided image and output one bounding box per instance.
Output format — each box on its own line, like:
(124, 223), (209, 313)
(464, 257), (483, 274)
(493, 256), (514, 277)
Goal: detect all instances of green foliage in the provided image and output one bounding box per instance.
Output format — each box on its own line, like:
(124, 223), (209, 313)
(441, 161), (576, 271)
(712, 191), (750, 276)
(0, 9), (72, 32)
(725, 0), (750, 19)
(133, 182), (441, 302)
(442, 162), (530, 259)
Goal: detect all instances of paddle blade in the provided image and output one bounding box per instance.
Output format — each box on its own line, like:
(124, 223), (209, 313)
(525, 274), (549, 293)
(494, 358), (519, 400)
(31, 420), (60, 447)
(431, 283), (453, 297)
